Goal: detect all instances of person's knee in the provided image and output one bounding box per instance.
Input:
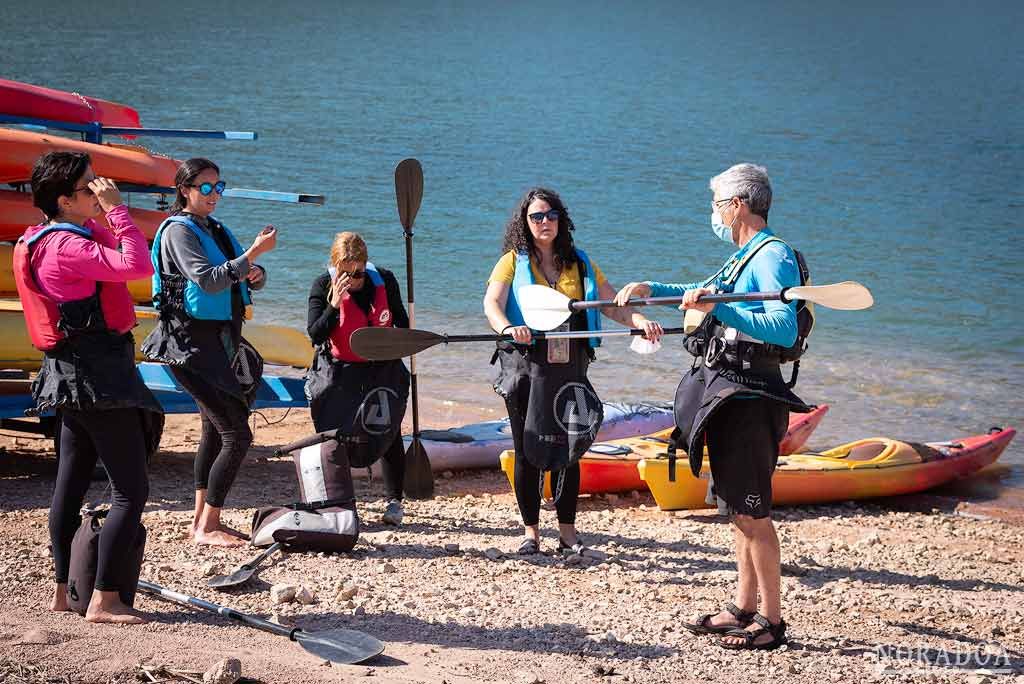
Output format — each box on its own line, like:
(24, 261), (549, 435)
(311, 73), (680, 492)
(732, 513), (773, 537)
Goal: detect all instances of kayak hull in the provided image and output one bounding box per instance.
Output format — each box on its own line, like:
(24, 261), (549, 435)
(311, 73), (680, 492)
(0, 189), (164, 243)
(638, 428), (1016, 511)
(0, 300), (312, 369)
(397, 402), (676, 474)
(499, 405), (830, 496)
(0, 79), (141, 128)
(0, 127), (179, 186)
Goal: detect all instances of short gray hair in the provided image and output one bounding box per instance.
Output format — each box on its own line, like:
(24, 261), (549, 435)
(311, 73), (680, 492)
(710, 163), (772, 219)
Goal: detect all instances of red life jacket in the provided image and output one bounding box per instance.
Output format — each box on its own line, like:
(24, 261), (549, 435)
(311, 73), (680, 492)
(13, 223), (137, 352)
(328, 264), (393, 362)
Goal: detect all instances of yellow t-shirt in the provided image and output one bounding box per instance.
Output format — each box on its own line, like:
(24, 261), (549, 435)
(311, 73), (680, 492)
(488, 250), (607, 299)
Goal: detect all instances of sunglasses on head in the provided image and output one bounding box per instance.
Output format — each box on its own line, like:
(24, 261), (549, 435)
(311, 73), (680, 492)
(527, 209), (560, 224)
(188, 181), (227, 196)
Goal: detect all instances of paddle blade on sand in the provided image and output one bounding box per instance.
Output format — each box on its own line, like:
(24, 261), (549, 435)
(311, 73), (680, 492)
(350, 327), (444, 360)
(403, 439), (434, 500)
(295, 628), (385, 665)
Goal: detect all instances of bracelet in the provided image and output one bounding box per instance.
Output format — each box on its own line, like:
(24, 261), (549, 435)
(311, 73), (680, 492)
(500, 324), (515, 335)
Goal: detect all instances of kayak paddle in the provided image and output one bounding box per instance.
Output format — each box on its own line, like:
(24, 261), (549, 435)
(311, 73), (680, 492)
(207, 542), (282, 590)
(349, 326), (688, 361)
(395, 158), (434, 500)
(517, 281), (874, 332)
(137, 579), (384, 664)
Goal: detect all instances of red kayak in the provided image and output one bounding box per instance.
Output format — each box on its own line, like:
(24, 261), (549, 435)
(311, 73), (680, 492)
(0, 78), (140, 128)
(0, 189), (164, 242)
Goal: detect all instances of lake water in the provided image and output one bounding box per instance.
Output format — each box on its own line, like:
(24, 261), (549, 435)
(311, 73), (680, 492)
(6, 1), (1022, 497)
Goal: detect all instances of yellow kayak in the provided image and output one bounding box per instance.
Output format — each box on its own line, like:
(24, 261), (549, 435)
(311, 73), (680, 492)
(0, 243), (153, 303)
(0, 299), (312, 369)
(638, 428), (1016, 511)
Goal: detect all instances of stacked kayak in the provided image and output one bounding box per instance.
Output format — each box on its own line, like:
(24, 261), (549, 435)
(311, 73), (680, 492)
(0, 78), (140, 129)
(638, 428), (1017, 510)
(499, 405), (830, 496)
(0, 300), (313, 370)
(403, 402), (677, 473)
(0, 127), (179, 185)
(0, 242), (153, 303)
(0, 189), (164, 243)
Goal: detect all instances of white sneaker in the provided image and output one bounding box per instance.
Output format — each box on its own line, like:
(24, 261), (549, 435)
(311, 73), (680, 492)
(381, 499), (404, 526)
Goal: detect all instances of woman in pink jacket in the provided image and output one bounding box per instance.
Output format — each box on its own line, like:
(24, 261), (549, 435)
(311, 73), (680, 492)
(15, 151), (163, 624)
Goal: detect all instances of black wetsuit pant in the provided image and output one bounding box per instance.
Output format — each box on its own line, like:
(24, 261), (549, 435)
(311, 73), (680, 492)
(507, 400), (581, 526)
(50, 408), (149, 591)
(170, 367), (253, 508)
(380, 437), (405, 501)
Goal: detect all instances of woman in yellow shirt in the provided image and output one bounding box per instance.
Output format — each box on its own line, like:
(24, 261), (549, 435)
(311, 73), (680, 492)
(483, 187), (663, 555)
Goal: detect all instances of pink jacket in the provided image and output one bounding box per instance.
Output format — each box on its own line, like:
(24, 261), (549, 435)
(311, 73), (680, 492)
(29, 204), (153, 302)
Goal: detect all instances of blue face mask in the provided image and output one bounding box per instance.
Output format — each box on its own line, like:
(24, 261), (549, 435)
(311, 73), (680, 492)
(711, 212), (734, 244)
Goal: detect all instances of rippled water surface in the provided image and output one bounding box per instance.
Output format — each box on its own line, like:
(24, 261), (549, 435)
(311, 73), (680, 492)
(6, 1), (1022, 490)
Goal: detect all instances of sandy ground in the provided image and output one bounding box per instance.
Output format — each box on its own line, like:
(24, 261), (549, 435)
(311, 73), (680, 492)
(1, 403), (1023, 684)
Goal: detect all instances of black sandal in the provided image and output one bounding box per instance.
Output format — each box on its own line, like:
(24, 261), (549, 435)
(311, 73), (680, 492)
(517, 538), (540, 555)
(557, 538), (586, 555)
(682, 602), (756, 635)
(718, 613), (787, 650)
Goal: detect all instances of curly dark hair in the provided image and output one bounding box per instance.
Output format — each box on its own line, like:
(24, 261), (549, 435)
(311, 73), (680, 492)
(501, 187), (578, 271)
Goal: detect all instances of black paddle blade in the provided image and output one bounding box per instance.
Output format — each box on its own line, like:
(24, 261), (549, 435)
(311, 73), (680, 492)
(403, 438), (434, 500)
(207, 542), (281, 589)
(394, 158), (423, 232)
(294, 627), (385, 665)
(350, 327), (443, 360)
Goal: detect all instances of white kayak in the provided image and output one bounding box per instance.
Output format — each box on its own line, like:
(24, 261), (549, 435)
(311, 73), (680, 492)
(394, 401), (674, 473)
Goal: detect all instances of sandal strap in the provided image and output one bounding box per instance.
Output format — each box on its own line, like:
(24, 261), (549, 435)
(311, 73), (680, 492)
(726, 602), (754, 620)
(724, 626), (768, 643)
(751, 613), (786, 636)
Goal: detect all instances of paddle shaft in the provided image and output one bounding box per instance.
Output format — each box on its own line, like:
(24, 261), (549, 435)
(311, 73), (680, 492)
(569, 290), (790, 311)
(138, 579), (295, 640)
(404, 225), (422, 441)
(243, 541), (281, 570)
(451, 327), (687, 344)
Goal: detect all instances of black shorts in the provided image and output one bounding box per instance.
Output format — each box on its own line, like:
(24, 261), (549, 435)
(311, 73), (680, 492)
(704, 397), (789, 519)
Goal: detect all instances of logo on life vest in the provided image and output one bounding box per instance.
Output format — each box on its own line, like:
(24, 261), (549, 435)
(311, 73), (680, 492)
(553, 382), (601, 436)
(357, 387), (399, 435)
(378, 309), (391, 325)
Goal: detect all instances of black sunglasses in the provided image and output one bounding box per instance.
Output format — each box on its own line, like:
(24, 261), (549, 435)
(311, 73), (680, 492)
(72, 183), (95, 197)
(188, 181), (227, 196)
(339, 269), (366, 279)
(527, 209), (560, 224)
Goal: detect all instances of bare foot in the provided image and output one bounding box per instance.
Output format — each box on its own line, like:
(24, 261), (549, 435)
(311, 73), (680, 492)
(194, 528), (247, 547)
(216, 523), (249, 540)
(85, 602), (148, 625)
(50, 584), (72, 612)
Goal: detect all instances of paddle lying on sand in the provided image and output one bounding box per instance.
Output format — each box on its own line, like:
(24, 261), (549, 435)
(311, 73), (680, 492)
(207, 542), (282, 589)
(137, 579), (384, 664)
(350, 326), (689, 361)
(517, 281), (874, 332)
(395, 158), (434, 500)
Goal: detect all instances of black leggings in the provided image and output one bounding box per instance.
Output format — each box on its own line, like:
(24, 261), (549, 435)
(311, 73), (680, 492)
(506, 397), (580, 526)
(170, 367), (252, 508)
(50, 408), (149, 590)
(380, 437), (405, 501)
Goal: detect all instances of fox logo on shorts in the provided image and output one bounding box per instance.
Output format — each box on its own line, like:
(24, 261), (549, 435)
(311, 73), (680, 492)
(745, 494), (762, 510)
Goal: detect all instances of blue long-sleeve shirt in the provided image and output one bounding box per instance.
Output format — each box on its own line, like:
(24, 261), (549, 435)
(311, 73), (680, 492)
(646, 228), (800, 347)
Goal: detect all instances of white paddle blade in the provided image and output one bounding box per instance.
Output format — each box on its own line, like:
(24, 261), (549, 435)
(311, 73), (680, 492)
(517, 284), (574, 330)
(787, 281), (873, 310)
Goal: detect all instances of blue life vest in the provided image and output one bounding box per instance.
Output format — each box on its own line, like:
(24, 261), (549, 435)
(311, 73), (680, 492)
(150, 215), (252, 321)
(505, 248), (602, 347)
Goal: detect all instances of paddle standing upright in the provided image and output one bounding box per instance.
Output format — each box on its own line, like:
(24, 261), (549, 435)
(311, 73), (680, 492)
(394, 158), (434, 499)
